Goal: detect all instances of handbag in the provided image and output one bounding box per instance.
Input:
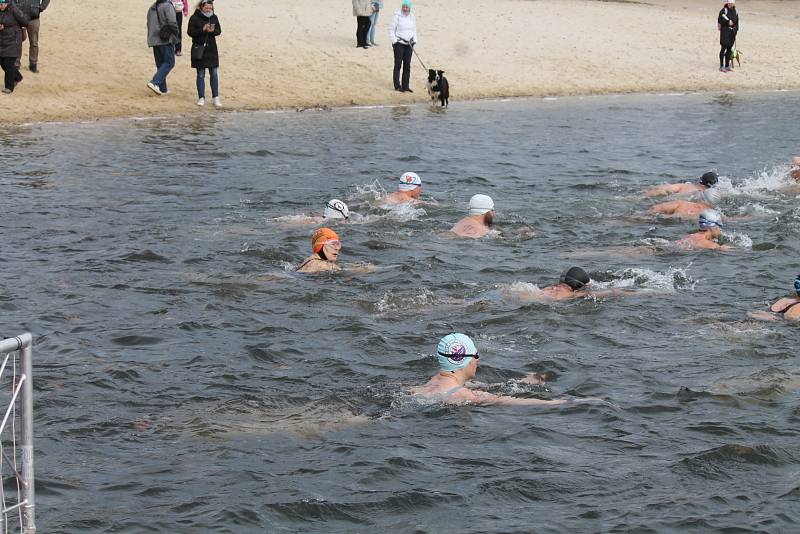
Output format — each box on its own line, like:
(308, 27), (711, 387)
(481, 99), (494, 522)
(191, 38), (207, 61)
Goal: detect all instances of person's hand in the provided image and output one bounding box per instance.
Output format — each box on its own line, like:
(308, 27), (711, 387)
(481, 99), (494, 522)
(0, 25), (4, 31)
(729, 21), (734, 27)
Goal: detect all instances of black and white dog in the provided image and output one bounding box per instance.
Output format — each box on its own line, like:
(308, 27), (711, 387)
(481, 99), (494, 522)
(426, 69), (449, 108)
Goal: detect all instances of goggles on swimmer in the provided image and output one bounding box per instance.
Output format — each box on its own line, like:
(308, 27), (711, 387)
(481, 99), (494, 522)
(437, 351), (479, 360)
(324, 239), (341, 248)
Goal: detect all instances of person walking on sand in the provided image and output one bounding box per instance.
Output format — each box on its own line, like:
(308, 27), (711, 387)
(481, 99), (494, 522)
(353, 0), (373, 49)
(146, 0), (180, 95)
(389, 0), (416, 92)
(718, 1), (738, 72)
(367, 0), (383, 46)
(12, 0), (47, 74)
(0, 0), (28, 94)
(172, 0), (189, 57)
(187, 0), (222, 108)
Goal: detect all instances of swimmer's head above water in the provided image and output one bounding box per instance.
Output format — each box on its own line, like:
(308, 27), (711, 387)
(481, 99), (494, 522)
(560, 266), (590, 290)
(398, 172), (422, 191)
(698, 209), (723, 231)
(468, 194), (495, 226)
(437, 333), (478, 373)
(701, 187), (722, 206)
(699, 171), (719, 188)
(794, 275), (800, 297)
(311, 227), (341, 261)
(324, 199), (349, 220)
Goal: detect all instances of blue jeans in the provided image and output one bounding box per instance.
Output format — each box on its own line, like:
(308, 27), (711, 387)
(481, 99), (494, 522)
(367, 10), (380, 44)
(196, 67), (219, 99)
(151, 44), (175, 93)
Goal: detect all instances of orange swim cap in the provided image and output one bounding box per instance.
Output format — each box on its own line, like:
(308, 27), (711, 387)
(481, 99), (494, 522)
(312, 227), (340, 254)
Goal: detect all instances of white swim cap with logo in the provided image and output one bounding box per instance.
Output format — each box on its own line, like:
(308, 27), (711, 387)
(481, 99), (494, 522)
(323, 199), (349, 219)
(398, 172), (422, 191)
(469, 194), (494, 216)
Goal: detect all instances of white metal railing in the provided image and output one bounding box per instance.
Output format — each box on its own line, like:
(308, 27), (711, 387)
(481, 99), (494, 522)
(0, 334), (35, 533)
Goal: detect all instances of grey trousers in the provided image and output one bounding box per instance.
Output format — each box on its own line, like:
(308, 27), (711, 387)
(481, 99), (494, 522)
(15, 17), (40, 68)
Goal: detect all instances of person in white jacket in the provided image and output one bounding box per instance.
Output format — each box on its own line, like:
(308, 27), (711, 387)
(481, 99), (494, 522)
(388, 0), (417, 92)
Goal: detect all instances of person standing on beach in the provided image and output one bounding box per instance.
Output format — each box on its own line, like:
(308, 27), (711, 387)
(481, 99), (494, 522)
(718, 1), (738, 72)
(389, 0), (416, 92)
(367, 0), (383, 46)
(146, 0), (179, 95)
(187, 0), (222, 108)
(172, 0), (189, 57)
(353, 0), (373, 49)
(12, 0), (47, 74)
(0, 0), (28, 94)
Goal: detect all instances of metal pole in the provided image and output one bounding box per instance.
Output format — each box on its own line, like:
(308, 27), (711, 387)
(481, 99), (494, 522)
(18, 335), (34, 533)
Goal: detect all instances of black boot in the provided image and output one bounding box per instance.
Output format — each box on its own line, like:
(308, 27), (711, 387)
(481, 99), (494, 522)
(29, 64), (37, 73)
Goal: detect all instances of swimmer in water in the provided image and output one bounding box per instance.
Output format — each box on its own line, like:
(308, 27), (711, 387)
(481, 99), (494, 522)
(382, 172), (423, 205)
(413, 333), (591, 406)
(296, 227), (342, 273)
(450, 194), (495, 238)
(274, 198), (350, 227)
(649, 186), (722, 219)
(674, 209), (733, 251)
(790, 157), (800, 181)
(643, 171), (719, 198)
(540, 267), (594, 300)
(748, 275), (800, 322)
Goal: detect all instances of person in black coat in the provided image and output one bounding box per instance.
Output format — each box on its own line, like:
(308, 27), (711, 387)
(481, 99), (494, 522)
(187, 0), (222, 108)
(0, 0), (28, 94)
(718, 1), (738, 72)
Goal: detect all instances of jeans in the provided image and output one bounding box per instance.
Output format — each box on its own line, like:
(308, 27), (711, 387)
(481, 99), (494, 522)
(392, 42), (412, 90)
(367, 10), (379, 44)
(196, 67), (219, 99)
(151, 43), (175, 93)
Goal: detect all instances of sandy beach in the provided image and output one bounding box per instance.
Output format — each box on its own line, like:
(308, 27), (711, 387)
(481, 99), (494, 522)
(3, 0), (799, 124)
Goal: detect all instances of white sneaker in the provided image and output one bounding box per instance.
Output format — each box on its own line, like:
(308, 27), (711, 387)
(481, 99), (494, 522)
(198, 98), (205, 107)
(213, 96), (222, 108)
(147, 82), (162, 95)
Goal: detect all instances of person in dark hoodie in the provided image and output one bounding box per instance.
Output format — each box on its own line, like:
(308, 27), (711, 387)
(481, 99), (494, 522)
(0, 0), (28, 94)
(187, 0), (222, 108)
(718, 1), (738, 72)
(146, 0), (180, 95)
(12, 0), (47, 73)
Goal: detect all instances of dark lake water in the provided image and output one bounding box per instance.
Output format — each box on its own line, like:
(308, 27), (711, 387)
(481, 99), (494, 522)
(2, 91), (800, 532)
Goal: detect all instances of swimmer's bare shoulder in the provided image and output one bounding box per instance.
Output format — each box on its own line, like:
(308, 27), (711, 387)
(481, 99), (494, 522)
(296, 257), (341, 273)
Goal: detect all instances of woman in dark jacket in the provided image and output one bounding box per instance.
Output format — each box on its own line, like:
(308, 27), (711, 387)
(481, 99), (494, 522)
(0, 0), (28, 94)
(718, 1), (738, 72)
(187, 0), (222, 108)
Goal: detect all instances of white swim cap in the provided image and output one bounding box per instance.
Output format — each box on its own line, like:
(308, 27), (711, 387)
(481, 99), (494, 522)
(701, 187), (721, 206)
(323, 199), (349, 220)
(698, 209), (723, 230)
(398, 172), (422, 191)
(468, 194), (494, 216)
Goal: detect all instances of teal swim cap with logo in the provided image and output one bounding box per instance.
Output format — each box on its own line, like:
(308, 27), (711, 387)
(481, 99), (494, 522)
(437, 333), (478, 371)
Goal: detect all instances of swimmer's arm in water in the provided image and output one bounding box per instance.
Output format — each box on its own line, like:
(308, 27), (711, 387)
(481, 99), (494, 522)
(462, 389), (567, 407)
(342, 262), (378, 274)
(747, 311), (779, 322)
(648, 201), (680, 215)
(643, 184), (683, 198)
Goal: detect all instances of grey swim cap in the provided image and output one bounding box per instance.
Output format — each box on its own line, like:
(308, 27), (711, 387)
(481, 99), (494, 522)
(701, 187), (722, 206)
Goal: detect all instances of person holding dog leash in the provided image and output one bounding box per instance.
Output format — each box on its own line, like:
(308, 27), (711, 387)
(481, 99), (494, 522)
(718, 1), (738, 72)
(389, 0), (416, 92)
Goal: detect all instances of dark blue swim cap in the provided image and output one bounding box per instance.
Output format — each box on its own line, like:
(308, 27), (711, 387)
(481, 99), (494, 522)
(794, 275), (800, 296)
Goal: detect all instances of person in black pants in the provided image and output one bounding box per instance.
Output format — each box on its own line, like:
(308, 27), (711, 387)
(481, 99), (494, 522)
(0, 0), (28, 94)
(389, 0), (417, 92)
(353, 0), (373, 48)
(717, 1), (738, 72)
